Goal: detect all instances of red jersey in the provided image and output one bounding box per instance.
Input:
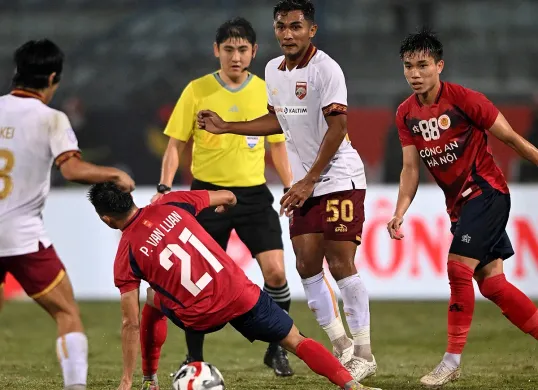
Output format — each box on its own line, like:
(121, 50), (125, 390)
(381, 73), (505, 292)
(396, 81), (509, 221)
(114, 190), (260, 330)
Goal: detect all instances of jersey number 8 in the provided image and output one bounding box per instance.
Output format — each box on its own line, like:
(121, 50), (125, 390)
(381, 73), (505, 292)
(0, 149), (14, 200)
(159, 227), (224, 297)
(418, 118), (441, 141)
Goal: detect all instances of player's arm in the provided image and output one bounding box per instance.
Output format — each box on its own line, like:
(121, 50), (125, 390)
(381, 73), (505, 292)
(197, 111), (282, 136)
(159, 189), (236, 214)
(118, 288), (140, 389)
(59, 157), (134, 192)
(269, 139), (293, 189)
(159, 138), (188, 189)
(488, 113), (538, 165)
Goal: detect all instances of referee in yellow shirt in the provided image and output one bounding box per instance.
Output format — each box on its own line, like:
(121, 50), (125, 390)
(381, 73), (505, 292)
(152, 18), (294, 378)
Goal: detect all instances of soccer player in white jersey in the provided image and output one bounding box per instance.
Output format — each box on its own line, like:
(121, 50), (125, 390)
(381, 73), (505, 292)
(0, 40), (134, 390)
(197, 0), (377, 384)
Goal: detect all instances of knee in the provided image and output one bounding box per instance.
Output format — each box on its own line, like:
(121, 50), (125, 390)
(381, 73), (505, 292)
(478, 274), (505, 300)
(262, 263), (286, 287)
(447, 259), (475, 281)
(55, 303), (83, 333)
(296, 258), (321, 279)
(327, 258), (354, 281)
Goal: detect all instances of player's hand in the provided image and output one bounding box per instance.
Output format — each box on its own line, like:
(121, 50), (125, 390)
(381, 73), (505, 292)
(116, 377), (132, 390)
(280, 177), (315, 216)
(150, 192), (166, 204)
(387, 215), (405, 240)
(197, 110), (228, 134)
(113, 170), (135, 192)
(215, 193), (237, 213)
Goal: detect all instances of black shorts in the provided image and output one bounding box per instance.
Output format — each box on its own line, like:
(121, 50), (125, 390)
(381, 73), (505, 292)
(449, 189), (514, 270)
(191, 179), (283, 257)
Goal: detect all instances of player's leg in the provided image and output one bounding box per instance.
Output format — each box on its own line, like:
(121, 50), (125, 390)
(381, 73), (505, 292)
(8, 245), (87, 390)
(475, 246), (538, 339)
(234, 201), (293, 376)
(139, 287), (168, 390)
(230, 290), (379, 389)
(322, 190), (376, 381)
(421, 190), (511, 388)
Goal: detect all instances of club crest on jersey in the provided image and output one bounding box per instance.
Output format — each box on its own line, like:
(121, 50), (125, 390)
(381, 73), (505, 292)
(438, 114), (451, 130)
(295, 82), (307, 100)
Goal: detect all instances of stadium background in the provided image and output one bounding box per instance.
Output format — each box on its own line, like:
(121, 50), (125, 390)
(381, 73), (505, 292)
(2, 0), (538, 300)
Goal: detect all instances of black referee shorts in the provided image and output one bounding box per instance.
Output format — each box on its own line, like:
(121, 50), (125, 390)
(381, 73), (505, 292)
(191, 179), (284, 257)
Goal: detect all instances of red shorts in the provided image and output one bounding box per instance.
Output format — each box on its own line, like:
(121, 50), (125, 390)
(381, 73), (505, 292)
(0, 243), (66, 299)
(289, 189), (365, 244)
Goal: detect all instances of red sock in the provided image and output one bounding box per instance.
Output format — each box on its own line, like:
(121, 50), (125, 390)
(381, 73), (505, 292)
(478, 274), (538, 339)
(295, 338), (353, 388)
(141, 304), (168, 376)
(446, 260), (475, 354)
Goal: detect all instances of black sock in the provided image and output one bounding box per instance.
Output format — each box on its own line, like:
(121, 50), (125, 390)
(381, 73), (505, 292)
(264, 281), (291, 313)
(185, 330), (205, 361)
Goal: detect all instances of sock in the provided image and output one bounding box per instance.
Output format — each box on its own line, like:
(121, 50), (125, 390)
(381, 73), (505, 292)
(295, 338), (354, 388)
(478, 274), (538, 339)
(264, 282), (291, 313)
(185, 330), (205, 361)
(336, 273), (372, 360)
(141, 304), (168, 379)
(302, 272), (350, 352)
(446, 260), (475, 354)
(56, 332), (88, 388)
(442, 352), (461, 369)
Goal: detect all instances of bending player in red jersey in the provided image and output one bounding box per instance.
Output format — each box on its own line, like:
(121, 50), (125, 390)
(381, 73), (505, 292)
(87, 182), (381, 390)
(387, 27), (538, 388)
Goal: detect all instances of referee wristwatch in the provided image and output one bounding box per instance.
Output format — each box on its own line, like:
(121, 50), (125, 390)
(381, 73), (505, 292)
(157, 184), (171, 194)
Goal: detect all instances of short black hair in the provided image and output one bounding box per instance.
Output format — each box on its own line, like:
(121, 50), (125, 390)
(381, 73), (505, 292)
(12, 39), (64, 89)
(215, 17), (256, 46)
(399, 27), (443, 63)
(87, 182), (134, 217)
(273, 0), (315, 23)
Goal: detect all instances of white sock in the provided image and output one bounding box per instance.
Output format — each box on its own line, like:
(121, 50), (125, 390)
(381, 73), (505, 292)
(57, 332), (88, 388)
(337, 273), (372, 359)
(302, 272), (350, 351)
(442, 352), (461, 369)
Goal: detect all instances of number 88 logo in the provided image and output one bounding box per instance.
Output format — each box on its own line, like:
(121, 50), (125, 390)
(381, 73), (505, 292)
(418, 114), (450, 142)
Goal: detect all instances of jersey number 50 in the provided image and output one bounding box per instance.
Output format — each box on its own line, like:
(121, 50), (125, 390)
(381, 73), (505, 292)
(0, 149), (14, 200)
(159, 227), (224, 297)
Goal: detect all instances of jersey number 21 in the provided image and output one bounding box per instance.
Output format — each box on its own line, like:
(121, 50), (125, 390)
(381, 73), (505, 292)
(159, 227), (224, 297)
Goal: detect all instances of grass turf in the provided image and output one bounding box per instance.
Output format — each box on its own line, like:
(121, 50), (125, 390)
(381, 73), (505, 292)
(0, 300), (536, 389)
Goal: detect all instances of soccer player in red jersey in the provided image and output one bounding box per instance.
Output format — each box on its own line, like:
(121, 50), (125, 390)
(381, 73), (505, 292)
(387, 28), (538, 388)
(87, 182), (381, 390)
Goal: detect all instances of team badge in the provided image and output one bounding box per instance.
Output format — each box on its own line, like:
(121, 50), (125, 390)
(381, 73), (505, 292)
(438, 114), (451, 130)
(295, 82), (307, 100)
(246, 136), (259, 148)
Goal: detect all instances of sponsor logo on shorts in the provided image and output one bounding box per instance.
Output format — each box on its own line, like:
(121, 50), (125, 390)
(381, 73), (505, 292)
(335, 224), (348, 233)
(274, 106), (308, 115)
(461, 234), (471, 243)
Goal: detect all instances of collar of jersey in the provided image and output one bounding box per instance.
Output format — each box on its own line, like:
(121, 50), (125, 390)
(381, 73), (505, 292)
(213, 72), (253, 93)
(278, 43), (318, 71)
(415, 81), (445, 107)
(10, 89), (45, 102)
(122, 208), (142, 231)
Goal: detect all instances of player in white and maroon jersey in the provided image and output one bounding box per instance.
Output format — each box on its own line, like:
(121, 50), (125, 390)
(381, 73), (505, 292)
(0, 39), (134, 390)
(197, 0), (377, 384)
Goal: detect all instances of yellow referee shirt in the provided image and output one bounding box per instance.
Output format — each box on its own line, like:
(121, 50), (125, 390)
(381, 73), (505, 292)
(164, 72), (285, 187)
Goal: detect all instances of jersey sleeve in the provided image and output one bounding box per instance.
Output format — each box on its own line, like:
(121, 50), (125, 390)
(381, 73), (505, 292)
(114, 238), (141, 295)
(455, 85), (499, 130)
(158, 190), (210, 215)
(163, 82), (197, 141)
(319, 61), (348, 117)
(48, 111), (81, 168)
(267, 133), (285, 143)
(396, 105), (414, 147)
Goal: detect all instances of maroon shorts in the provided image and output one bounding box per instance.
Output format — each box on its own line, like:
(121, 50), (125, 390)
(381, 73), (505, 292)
(289, 189), (366, 244)
(0, 243), (66, 299)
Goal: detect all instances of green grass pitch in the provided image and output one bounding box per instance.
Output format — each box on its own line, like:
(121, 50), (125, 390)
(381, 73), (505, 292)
(0, 300), (536, 389)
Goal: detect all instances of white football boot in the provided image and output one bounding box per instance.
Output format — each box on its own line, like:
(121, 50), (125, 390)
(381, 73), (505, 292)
(420, 361), (461, 388)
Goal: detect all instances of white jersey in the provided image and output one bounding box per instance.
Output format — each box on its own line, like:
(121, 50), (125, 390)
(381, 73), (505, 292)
(265, 45), (366, 197)
(0, 92), (79, 257)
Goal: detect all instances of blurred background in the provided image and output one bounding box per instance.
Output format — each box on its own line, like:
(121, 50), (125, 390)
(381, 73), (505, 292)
(2, 0), (538, 187)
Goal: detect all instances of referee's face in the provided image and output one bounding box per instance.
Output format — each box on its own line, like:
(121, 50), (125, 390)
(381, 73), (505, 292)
(214, 38), (257, 81)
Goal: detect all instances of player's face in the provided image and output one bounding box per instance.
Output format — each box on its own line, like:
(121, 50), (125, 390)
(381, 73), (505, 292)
(274, 11), (317, 60)
(214, 38), (257, 80)
(402, 51), (444, 95)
